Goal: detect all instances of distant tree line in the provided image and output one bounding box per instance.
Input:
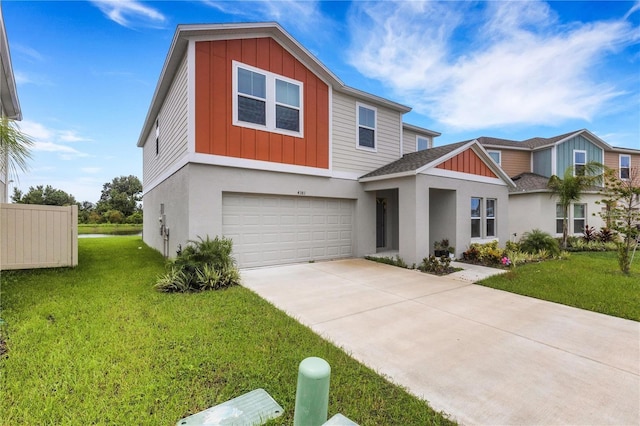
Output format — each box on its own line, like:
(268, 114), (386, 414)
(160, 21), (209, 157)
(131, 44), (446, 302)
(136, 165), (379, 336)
(12, 175), (143, 225)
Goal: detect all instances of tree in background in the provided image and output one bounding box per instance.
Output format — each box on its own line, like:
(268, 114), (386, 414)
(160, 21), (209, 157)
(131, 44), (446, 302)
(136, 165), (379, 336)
(0, 118), (33, 183)
(598, 167), (640, 275)
(96, 175), (142, 220)
(78, 201), (95, 223)
(547, 162), (603, 249)
(12, 185), (77, 206)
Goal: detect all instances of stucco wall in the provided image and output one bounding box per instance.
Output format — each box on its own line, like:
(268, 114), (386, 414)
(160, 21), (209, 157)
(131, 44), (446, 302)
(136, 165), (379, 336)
(142, 165), (190, 258)
(508, 192), (606, 241)
(144, 164), (376, 260)
(422, 174), (510, 256)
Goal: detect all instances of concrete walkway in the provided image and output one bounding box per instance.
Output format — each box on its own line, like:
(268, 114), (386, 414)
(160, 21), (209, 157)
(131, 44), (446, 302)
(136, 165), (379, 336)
(241, 259), (640, 425)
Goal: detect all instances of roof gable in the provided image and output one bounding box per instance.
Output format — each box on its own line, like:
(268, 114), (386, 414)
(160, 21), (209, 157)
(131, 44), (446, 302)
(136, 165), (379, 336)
(138, 22), (410, 147)
(478, 129), (615, 152)
(360, 140), (514, 187)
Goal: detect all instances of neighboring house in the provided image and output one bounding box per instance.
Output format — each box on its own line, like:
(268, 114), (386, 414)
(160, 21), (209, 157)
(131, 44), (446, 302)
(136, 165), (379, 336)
(0, 5), (22, 203)
(138, 22), (513, 267)
(477, 130), (640, 239)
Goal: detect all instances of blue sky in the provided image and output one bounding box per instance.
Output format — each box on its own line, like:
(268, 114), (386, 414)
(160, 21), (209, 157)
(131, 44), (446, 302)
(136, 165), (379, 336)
(5, 0), (640, 203)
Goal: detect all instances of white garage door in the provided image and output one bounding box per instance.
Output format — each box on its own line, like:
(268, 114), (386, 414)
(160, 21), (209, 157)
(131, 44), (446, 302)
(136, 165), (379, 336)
(222, 193), (354, 268)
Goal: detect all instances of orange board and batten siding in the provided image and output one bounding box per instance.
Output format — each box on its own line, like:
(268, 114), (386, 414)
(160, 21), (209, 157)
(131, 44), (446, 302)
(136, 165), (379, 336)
(195, 38), (330, 169)
(436, 149), (498, 178)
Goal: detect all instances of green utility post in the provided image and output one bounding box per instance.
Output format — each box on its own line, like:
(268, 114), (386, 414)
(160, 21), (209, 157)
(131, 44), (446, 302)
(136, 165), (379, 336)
(293, 357), (331, 426)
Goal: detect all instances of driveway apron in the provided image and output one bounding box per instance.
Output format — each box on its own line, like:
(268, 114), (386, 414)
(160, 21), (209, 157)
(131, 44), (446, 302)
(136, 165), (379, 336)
(241, 259), (640, 425)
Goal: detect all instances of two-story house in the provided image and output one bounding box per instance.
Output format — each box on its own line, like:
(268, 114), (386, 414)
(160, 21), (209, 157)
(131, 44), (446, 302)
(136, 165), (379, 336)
(477, 130), (640, 239)
(138, 22), (514, 267)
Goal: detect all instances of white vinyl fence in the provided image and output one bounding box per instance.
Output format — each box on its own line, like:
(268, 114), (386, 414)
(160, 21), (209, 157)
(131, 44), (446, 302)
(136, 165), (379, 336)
(0, 203), (78, 270)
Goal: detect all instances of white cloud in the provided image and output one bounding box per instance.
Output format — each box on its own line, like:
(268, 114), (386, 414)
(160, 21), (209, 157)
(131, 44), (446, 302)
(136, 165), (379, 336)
(59, 130), (92, 143)
(21, 120), (92, 160)
(13, 44), (45, 62)
(14, 71), (53, 87)
(81, 167), (102, 174)
(90, 0), (166, 28)
(200, 0), (327, 33)
(347, 0), (639, 130)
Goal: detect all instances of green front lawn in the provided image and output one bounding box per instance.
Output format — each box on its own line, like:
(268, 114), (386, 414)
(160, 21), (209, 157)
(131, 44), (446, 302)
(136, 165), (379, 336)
(0, 237), (452, 425)
(77, 223), (142, 235)
(478, 251), (640, 321)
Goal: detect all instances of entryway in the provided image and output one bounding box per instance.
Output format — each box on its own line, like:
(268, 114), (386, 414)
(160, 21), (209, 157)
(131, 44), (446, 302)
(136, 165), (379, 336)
(375, 189), (398, 252)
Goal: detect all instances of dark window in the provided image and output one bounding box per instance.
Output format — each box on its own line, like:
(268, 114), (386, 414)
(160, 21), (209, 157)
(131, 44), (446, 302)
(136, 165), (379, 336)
(471, 197), (482, 238)
(238, 96), (266, 125)
(358, 105), (376, 149)
(275, 105), (299, 132)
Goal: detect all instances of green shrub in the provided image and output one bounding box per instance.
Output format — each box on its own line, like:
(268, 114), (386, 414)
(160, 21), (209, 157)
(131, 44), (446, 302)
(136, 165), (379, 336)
(364, 255), (409, 268)
(419, 255), (458, 275)
(105, 210), (124, 224)
(519, 229), (560, 257)
(155, 235), (240, 292)
(462, 240), (502, 266)
(125, 211), (143, 224)
(505, 240), (520, 252)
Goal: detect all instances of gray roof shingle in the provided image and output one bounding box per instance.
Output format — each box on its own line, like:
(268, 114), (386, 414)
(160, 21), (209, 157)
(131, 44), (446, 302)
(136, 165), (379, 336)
(360, 141), (470, 179)
(478, 130), (583, 150)
(509, 173), (550, 193)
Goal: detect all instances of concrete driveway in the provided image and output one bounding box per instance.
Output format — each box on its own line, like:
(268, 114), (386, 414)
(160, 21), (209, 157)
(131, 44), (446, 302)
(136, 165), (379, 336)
(241, 259), (640, 425)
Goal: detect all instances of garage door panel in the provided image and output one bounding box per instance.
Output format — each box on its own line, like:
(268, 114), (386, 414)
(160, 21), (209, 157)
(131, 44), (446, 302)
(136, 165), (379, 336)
(223, 193), (354, 267)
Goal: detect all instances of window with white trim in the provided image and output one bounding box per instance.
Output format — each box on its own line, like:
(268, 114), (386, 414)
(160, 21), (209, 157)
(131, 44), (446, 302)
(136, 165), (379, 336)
(486, 199), (496, 237)
(574, 150), (586, 176)
(488, 150), (501, 165)
(471, 197), (497, 239)
(620, 154), (630, 180)
(357, 103), (376, 150)
(233, 61), (303, 137)
(556, 203), (565, 234)
(471, 197), (482, 238)
(416, 136), (429, 151)
(573, 203), (586, 234)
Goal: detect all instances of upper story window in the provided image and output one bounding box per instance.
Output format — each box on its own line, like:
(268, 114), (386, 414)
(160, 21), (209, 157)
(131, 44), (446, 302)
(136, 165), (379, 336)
(356, 103), (377, 151)
(573, 150), (586, 176)
(416, 136), (429, 151)
(233, 61), (303, 137)
(620, 154), (630, 180)
(487, 150), (501, 165)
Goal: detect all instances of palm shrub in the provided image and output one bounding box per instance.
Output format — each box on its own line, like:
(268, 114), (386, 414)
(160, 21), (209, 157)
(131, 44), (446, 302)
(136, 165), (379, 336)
(519, 229), (560, 257)
(155, 235), (240, 292)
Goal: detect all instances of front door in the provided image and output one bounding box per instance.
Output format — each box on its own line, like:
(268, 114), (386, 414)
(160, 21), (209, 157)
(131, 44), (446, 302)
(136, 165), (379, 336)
(376, 198), (386, 248)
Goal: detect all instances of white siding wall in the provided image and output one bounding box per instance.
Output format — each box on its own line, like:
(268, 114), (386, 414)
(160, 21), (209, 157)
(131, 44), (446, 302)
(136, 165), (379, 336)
(142, 53), (189, 188)
(332, 91), (403, 174)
